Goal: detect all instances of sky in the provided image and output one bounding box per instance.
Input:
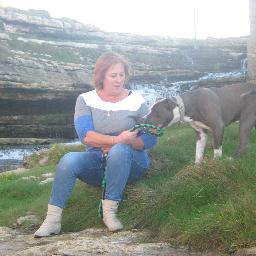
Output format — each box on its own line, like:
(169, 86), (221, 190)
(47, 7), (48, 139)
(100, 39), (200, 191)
(0, 0), (250, 39)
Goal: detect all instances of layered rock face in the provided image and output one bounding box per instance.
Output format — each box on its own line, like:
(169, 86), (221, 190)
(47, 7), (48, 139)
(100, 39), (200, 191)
(0, 7), (247, 140)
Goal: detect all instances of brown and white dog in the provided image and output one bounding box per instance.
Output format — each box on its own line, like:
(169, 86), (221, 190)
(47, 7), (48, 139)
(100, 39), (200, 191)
(144, 83), (256, 163)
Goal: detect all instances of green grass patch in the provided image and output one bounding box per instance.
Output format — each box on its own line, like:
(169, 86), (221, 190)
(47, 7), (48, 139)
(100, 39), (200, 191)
(25, 143), (85, 168)
(0, 168), (51, 226)
(7, 38), (104, 64)
(1, 123), (256, 253)
(8, 39), (81, 63)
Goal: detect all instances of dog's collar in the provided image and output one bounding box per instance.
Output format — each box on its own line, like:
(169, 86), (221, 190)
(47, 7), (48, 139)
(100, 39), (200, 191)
(175, 95), (185, 123)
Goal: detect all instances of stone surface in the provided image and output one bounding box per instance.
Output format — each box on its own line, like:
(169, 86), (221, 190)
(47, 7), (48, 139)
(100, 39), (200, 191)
(38, 156), (49, 166)
(16, 215), (39, 226)
(0, 167), (29, 176)
(0, 227), (226, 256)
(0, 138), (58, 145)
(39, 177), (54, 185)
(235, 248), (256, 256)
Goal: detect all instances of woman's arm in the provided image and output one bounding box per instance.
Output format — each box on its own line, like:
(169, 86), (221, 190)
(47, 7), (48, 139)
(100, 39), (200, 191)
(83, 131), (115, 148)
(75, 111), (144, 151)
(84, 130), (144, 151)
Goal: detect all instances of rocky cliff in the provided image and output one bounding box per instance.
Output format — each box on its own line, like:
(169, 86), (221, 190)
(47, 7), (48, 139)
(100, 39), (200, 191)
(0, 7), (247, 141)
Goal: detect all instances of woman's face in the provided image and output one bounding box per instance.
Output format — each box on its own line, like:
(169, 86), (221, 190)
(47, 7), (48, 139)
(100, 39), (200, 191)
(103, 63), (126, 95)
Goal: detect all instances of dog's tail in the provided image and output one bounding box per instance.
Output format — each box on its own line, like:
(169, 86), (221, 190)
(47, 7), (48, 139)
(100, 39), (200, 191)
(241, 89), (256, 99)
(241, 89), (256, 130)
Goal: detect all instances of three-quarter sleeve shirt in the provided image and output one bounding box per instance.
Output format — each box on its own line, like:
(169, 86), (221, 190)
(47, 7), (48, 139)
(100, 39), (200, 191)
(74, 89), (157, 152)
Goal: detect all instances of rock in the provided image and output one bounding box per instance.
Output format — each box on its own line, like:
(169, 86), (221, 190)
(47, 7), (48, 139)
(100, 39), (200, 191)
(235, 248), (256, 256)
(38, 156), (49, 166)
(39, 177), (54, 185)
(0, 167), (29, 176)
(0, 226), (17, 238)
(16, 215), (39, 226)
(41, 173), (53, 178)
(0, 138), (58, 145)
(0, 227), (29, 255)
(0, 227), (225, 256)
(20, 176), (37, 181)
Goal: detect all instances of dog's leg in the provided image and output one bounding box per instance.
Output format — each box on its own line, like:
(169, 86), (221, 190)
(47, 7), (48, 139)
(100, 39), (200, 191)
(195, 129), (208, 164)
(214, 146), (223, 159)
(234, 114), (256, 156)
(212, 124), (224, 159)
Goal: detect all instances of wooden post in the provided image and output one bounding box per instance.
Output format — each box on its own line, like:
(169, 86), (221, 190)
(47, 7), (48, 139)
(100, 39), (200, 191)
(248, 0), (256, 80)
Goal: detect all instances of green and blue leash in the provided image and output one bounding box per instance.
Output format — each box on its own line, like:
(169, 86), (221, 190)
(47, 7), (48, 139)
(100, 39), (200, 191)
(97, 124), (164, 218)
(130, 123), (163, 137)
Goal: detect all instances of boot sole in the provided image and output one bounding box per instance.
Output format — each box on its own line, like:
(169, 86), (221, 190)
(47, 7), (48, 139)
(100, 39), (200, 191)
(34, 231), (60, 238)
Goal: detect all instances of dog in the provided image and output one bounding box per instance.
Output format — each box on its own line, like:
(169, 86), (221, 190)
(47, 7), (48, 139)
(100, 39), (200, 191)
(144, 83), (256, 163)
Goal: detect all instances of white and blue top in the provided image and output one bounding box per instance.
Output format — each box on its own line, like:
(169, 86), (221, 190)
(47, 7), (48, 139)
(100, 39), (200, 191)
(74, 89), (157, 151)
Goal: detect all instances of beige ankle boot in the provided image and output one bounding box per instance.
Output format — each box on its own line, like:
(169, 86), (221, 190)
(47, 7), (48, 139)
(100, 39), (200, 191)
(34, 204), (62, 238)
(102, 199), (123, 232)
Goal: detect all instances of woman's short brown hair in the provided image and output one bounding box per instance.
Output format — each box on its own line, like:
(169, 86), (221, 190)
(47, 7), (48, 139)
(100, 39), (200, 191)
(92, 52), (130, 89)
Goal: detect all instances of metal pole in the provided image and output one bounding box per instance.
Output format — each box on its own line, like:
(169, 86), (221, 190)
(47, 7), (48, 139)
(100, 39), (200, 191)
(193, 7), (197, 49)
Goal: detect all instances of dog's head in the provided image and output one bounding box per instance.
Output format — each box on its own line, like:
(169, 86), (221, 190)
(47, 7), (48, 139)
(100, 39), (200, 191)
(143, 98), (180, 128)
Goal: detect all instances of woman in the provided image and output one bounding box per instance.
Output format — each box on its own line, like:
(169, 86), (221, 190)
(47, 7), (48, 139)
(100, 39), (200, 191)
(34, 52), (157, 237)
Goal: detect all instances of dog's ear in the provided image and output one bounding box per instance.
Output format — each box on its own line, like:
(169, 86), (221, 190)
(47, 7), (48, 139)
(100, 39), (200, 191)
(241, 89), (256, 99)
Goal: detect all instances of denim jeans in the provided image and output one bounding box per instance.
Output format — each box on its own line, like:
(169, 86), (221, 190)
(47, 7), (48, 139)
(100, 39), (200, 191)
(49, 144), (150, 208)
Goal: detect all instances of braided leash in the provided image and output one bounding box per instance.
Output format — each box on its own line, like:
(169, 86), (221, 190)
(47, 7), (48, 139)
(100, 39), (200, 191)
(98, 154), (107, 219)
(98, 124), (164, 219)
(130, 123), (164, 136)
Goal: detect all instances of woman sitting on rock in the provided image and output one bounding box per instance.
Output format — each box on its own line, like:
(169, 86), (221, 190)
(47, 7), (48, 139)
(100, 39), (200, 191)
(34, 51), (157, 237)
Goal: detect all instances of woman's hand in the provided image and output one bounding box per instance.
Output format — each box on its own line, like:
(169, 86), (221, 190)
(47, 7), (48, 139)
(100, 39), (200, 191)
(115, 130), (138, 145)
(101, 146), (111, 154)
(100, 130), (142, 153)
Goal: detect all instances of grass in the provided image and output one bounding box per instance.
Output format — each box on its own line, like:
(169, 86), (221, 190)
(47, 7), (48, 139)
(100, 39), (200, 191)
(0, 123), (256, 253)
(8, 39), (81, 63)
(7, 38), (103, 65)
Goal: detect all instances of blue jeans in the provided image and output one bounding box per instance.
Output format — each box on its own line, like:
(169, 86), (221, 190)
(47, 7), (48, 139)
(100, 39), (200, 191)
(49, 144), (150, 208)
